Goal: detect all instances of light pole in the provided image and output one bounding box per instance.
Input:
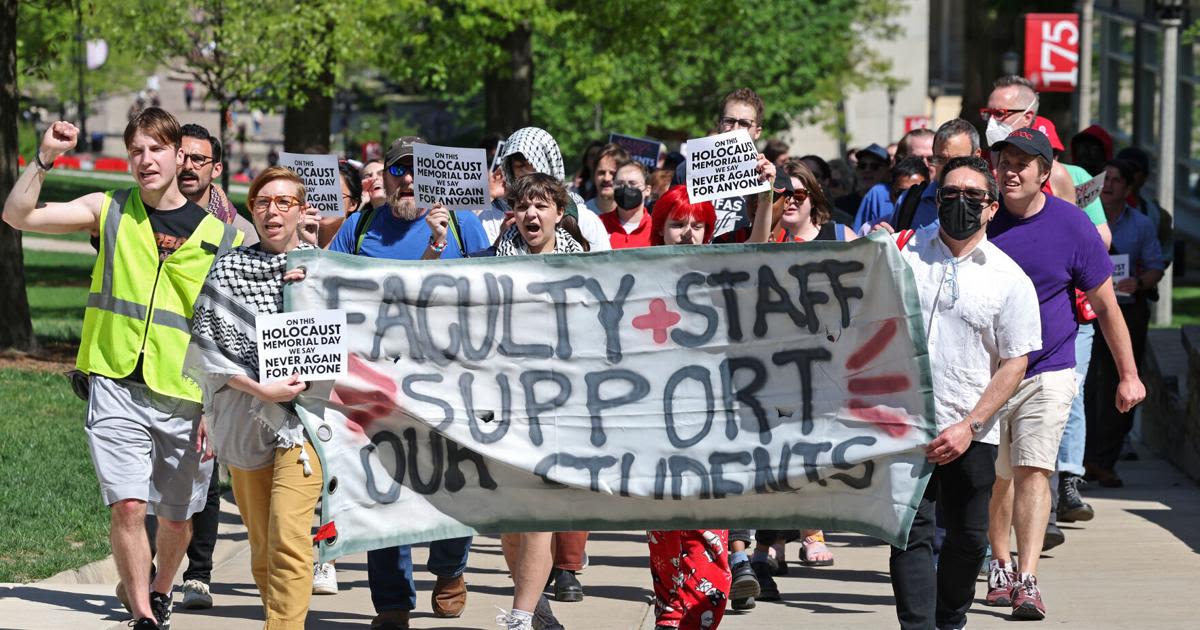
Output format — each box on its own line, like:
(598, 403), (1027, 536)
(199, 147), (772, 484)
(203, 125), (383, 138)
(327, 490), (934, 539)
(886, 84), (897, 143)
(928, 82), (943, 129)
(1077, 0), (1095, 131)
(1155, 0), (1182, 326)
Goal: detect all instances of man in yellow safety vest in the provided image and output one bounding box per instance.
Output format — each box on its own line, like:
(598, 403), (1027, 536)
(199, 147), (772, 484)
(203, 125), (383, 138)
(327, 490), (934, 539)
(2, 108), (241, 630)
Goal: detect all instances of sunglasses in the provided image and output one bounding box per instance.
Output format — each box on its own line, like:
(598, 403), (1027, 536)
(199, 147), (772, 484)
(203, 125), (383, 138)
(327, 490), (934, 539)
(718, 116), (756, 130)
(183, 153), (214, 167)
(936, 186), (991, 204)
(251, 195), (302, 211)
(856, 160), (886, 172)
(979, 107), (1027, 121)
(387, 163), (413, 178)
(776, 188), (810, 202)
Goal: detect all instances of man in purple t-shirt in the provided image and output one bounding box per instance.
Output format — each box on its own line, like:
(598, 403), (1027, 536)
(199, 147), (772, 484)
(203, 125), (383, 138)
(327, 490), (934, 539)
(981, 128), (1145, 621)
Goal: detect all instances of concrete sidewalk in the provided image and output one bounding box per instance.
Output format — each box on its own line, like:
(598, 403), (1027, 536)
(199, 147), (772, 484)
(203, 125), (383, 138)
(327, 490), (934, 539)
(3, 449), (1197, 630)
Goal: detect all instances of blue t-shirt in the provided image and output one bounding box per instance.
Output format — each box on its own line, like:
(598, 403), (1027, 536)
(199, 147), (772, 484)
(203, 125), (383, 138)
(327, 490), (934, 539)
(988, 194), (1114, 378)
(328, 205), (490, 260)
(852, 183), (894, 233)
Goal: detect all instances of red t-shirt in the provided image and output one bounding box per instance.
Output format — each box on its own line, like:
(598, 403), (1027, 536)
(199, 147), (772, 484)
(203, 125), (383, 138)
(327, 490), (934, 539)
(600, 209), (653, 249)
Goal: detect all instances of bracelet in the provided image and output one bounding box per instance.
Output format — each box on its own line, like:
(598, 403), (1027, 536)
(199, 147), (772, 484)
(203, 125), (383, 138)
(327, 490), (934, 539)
(34, 153), (53, 172)
(428, 237), (448, 253)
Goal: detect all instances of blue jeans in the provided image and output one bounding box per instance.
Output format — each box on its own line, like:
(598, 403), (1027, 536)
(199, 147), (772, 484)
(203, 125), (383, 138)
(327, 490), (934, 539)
(1056, 323), (1094, 477)
(367, 537), (473, 612)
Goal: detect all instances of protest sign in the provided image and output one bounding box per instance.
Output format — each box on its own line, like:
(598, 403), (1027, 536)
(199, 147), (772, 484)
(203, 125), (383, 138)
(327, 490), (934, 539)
(278, 152), (342, 217)
(610, 132), (661, 169)
(490, 140), (505, 174)
(413, 144), (489, 212)
(1075, 171), (1105, 208)
(286, 233), (935, 561)
(257, 309), (347, 382)
(686, 129), (769, 203)
(1111, 253), (1131, 297)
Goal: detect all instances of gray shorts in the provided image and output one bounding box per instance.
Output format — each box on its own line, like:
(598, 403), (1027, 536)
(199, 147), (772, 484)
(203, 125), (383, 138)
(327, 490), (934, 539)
(85, 375), (212, 521)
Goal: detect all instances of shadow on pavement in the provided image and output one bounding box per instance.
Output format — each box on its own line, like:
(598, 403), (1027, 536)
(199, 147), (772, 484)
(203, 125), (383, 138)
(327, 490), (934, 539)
(0, 586), (125, 621)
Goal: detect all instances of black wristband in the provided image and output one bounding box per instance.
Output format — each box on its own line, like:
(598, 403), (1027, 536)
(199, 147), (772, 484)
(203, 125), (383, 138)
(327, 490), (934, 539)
(34, 153), (53, 171)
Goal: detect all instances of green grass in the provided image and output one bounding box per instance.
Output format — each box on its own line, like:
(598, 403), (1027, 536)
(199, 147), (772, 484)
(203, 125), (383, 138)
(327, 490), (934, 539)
(0, 368), (108, 582)
(24, 249), (94, 345)
(1173, 285), (1200, 327)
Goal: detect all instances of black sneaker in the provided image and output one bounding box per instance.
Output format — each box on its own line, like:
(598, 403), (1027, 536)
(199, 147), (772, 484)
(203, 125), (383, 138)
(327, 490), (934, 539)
(730, 595), (756, 611)
(1043, 522), (1065, 552)
(728, 558), (760, 602)
(149, 591), (172, 630)
(128, 619), (158, 630)
(752, 561), (780, 601)
(551, 569), (583, 603)
(1057, 474), (1095, 523)
(533, 594), (565, 630)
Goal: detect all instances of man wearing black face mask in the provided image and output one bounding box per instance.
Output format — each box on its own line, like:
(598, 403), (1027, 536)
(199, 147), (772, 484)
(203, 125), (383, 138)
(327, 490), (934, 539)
(889, 156), (1042, 630)
(600, 160), (654, 248)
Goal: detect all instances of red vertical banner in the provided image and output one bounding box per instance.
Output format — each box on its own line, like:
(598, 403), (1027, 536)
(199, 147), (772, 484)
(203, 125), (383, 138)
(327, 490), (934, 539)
(904, 116), (930, 133)
(1025, 13), (1080, 92)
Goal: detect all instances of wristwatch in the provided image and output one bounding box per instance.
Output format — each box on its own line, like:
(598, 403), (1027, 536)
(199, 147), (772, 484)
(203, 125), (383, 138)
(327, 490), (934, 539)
(969, 419), (984, 434)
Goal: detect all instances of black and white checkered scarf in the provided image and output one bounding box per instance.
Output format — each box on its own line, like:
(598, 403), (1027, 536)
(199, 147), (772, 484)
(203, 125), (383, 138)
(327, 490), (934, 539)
(187, 243), (316, 382)
(494, 225), (584, 257)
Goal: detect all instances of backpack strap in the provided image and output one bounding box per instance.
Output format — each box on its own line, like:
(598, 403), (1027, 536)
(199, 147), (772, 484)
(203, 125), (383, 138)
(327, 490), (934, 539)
(353, 206), (379, 255)
(446, 210), (468, 258)
(891, 181), (929, 231)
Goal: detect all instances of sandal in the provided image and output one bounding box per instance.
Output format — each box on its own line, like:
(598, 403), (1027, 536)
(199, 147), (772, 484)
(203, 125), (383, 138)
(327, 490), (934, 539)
(800, 531), (835, 567)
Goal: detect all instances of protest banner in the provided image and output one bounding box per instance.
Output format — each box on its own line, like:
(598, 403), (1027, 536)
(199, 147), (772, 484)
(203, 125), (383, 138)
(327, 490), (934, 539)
(686, 129), (770, 203)
(413, 143), (489, 212)
(609, 132), (661, 169)
(286, 233), (935, 561)
(256, 309), (347, 382)
(1075, 171), (1105, 208)
(278, 152), (342, 217)
(1111, 253), (1131, 297)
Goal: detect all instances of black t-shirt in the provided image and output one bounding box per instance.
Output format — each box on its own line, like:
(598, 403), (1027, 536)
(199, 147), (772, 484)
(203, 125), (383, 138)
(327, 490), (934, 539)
(146, 200), (209, 262)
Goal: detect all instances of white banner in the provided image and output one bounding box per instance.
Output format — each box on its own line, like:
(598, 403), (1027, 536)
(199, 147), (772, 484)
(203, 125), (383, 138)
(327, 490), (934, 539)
(285, 234), (935, 561)
(413, 143), (489, 212)
(1075, 171), (1105, 208)
(256, 309), (347, 382)
(279, 152), (343, 217)
(686, 129), (769, 203)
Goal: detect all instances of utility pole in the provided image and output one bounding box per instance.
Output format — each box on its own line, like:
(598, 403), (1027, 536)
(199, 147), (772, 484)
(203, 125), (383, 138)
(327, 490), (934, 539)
(1154, 0), (1181, 327)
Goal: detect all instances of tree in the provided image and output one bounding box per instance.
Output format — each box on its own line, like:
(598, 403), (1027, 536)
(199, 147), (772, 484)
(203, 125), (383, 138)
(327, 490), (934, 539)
(369, 0), (901, 161)
(99, 0), (376, 184)
(1, 0), (36, 352)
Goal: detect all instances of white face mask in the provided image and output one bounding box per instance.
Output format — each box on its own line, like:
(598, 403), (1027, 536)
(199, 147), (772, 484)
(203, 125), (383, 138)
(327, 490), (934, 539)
(985, 101), (1034, 147)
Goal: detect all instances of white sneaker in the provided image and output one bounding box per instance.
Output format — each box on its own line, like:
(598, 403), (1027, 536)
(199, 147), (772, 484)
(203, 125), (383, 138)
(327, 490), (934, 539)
(180, 579), (212, 610)
(495, 610), (533, 630)
(312, 562), (338, 595)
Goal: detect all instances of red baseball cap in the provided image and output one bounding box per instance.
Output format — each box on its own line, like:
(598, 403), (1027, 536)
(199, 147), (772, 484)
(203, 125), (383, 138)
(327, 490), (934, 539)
(1033, 116), (1065, 152)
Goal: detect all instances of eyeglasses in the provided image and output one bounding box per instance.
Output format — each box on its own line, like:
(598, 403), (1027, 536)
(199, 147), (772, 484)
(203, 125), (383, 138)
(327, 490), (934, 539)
(183, 153), (214, 167)
(936, 186), (991, 204)
(251, 195), (302, 211)
(718, 116), (756, 130)
(777, 188), (810, 202)
(387, 163), (413, 178)
(979, 107), (1027, 121)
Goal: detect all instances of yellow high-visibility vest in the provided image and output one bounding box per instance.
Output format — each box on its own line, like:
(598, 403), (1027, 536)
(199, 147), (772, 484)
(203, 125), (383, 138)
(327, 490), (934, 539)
(76, 188), (243, 401)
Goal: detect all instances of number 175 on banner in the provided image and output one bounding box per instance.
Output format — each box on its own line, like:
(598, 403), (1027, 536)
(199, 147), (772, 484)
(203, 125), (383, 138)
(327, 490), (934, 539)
(1025, 13), (1080, 92)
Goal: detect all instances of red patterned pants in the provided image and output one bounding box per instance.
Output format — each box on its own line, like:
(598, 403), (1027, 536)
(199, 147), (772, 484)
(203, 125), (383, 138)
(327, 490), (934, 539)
(647, 529), (731, 629)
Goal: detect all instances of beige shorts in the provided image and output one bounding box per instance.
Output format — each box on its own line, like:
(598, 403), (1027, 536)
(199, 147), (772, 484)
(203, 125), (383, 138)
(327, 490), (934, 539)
(995, 369), (1077, 478)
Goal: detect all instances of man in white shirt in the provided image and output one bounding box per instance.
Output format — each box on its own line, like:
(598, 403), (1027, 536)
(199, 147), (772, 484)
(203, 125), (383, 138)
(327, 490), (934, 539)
(889, 156), (1042, 630)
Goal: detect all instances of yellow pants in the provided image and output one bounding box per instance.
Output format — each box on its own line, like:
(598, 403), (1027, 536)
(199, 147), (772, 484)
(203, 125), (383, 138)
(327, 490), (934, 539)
(230, 442), (323, 630)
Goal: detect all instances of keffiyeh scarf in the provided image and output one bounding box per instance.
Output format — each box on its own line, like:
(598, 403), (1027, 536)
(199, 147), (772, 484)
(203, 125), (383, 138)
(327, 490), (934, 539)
(494, 225), (584, 257)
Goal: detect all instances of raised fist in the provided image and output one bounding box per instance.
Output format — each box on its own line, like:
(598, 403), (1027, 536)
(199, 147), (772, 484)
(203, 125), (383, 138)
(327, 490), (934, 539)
(41, 121), (80, 158)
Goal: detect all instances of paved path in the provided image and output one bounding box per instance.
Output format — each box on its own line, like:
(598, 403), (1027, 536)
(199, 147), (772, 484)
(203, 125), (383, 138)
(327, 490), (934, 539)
(2, 446), (1197, 630)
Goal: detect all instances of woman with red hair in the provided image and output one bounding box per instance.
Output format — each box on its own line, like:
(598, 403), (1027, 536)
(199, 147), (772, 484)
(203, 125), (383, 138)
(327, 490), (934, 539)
(645, 185), (731, 630)
(651, 185), (716, 246)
